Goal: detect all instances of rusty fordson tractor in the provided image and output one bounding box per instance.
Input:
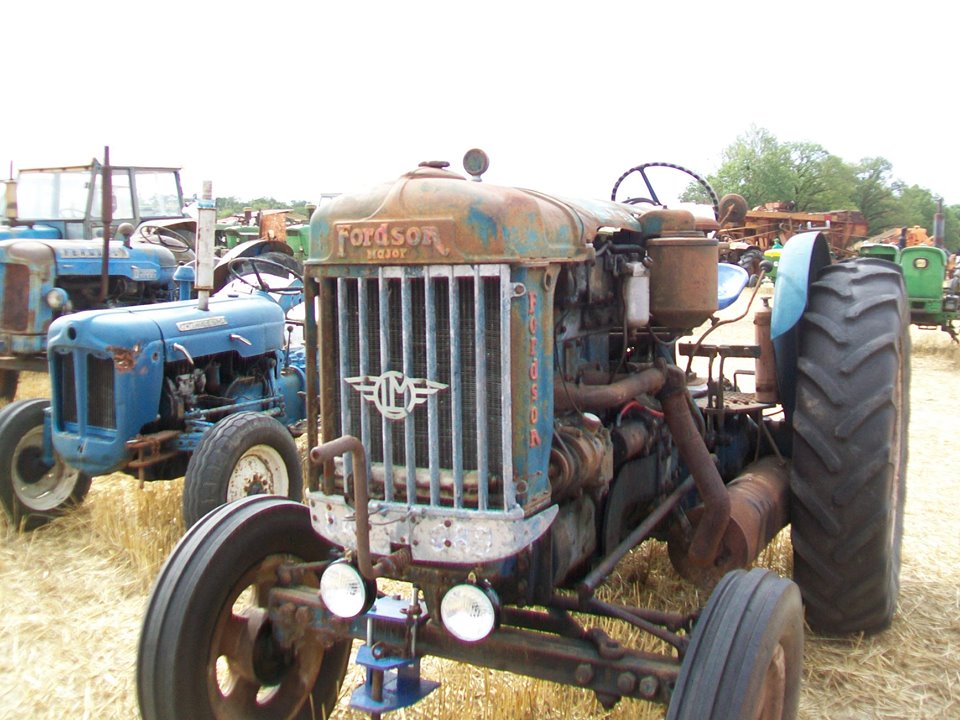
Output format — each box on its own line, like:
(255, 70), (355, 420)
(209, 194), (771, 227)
(138, 153), (909, 719)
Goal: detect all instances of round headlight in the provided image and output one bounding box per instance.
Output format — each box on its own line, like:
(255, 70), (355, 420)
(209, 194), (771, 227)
(45, 288), (69, 310)
(440, 584), (498, 642)
(319, 561), (369, 619)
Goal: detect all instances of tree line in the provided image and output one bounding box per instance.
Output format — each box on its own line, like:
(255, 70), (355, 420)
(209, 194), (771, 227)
(682, 126), (958, 251)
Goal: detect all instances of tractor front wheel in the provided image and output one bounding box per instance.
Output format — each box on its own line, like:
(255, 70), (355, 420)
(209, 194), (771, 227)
(182, 412), (302, 528)
(137, 495), (352, 720)
(0, 398), (91, 530)
(790, 258), (909, 634)
(667, 568), (803, 720)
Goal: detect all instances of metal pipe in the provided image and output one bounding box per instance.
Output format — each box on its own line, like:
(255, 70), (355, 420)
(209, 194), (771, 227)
(670, 456), (790, 584)
(658, 364), (730, 567)
(98, 146), (112, 302)
(309, 435), (411, 580)
(578, 475), (696, 597)
(554, 367), (665, 413)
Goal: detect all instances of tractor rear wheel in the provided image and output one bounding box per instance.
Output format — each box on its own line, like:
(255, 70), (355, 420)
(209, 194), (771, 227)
(137, 495), (352, 720)
(790, 259), (909, 634)
(182, 412), (303, 528)
(667, 568), (803, 720)
(0, 398), (91, 530)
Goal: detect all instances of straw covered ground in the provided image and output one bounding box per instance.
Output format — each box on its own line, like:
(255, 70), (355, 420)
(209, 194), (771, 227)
(1, 292), (958, 720)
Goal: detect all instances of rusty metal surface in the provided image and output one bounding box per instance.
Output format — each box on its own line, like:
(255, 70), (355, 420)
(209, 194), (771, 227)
(554, 367), (665, 413)
(670, 456), (790, 586)
(308, 165), (644, 266)
(309, 435), (411, 580)
(754, 300), (778, 403)
(646, 236), (718, 328)
(107, 344), (140, 372)
(659, 365), (730, 567)
(269, 584), (681, 707)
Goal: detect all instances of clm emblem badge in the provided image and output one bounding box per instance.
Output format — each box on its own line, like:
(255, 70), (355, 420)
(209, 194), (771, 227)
(345, 371), (448, 421)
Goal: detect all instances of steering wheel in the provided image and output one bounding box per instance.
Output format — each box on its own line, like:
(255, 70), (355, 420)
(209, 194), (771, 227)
(610, 162), (720, 221)
(226, 256), (303, 295)
(138, 224), (194, 253)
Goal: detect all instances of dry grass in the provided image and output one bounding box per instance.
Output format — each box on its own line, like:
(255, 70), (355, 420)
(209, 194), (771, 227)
(2, 297), (959, 719)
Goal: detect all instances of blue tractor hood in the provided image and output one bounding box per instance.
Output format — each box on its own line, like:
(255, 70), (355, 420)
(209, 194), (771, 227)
(48, 294), (286, 361)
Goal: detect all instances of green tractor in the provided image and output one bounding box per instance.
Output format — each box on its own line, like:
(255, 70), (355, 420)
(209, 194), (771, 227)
(860, 243), (959, 341)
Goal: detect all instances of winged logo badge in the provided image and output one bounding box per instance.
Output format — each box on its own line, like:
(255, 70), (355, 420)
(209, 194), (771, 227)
(344, 371), (448, 421)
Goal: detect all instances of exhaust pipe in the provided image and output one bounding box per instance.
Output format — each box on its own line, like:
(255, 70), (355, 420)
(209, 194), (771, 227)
(658, 364), (730, 568)
(669, 455), (790, 586)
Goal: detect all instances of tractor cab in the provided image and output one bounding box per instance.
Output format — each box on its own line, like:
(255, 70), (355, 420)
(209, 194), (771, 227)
(1, 160), (187, 241)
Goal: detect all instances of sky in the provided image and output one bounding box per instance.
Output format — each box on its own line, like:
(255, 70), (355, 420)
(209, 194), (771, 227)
(4, 0), (958, 210)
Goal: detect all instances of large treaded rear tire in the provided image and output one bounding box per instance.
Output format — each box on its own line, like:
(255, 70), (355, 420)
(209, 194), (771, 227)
(790, 259), (909, 634)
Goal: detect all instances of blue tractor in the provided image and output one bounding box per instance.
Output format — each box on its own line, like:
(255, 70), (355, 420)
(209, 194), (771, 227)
(137, 154), (909, 720)
(0, 158), (298, 401)
(0, 256), (309, 529)
(0, 158), (196, 400)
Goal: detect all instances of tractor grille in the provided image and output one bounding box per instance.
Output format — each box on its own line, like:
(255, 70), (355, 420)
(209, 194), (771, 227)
(57, 353), (77, 424)
(88, 356), (116, 429)
(2, 263), (30, 332)
(55, 351), (116, 430)
(328, 265), (513, 511)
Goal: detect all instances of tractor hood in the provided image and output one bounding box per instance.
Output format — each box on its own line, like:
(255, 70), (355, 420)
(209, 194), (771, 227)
(47, 294), (286, 363)
(309, 164), (646, 265)
(0, 237), (178, 280)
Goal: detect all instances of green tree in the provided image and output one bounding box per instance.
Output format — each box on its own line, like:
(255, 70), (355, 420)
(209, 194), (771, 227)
(850, 158), (897, 234)
(696, 126), (793, 207)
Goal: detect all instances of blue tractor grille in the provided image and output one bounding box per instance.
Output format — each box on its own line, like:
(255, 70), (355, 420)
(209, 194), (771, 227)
(55, 351), (116, 430)
(2, 263), (31, 332)
(327, 265), (514, 511)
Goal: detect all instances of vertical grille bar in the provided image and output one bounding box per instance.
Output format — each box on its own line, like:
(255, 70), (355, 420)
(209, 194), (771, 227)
(336, 278), (353, 480)
(357, 277), (372, 487)
(401, 273), (416, 502)
(378, 269), (394, 502)
(448, 267), (463, 508)
(425, 270), (440, 506)
(474, 267), (488, 511)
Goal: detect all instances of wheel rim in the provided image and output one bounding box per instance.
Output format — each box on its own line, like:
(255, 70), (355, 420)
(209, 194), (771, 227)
(753, 642), (787, 720)
(12, 426), (81, 511)
(207, 554), (324, 716)
(226, 444), (289, 502)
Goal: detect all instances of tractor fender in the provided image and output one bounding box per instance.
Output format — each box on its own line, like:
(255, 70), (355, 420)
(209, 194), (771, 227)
(769, 231), (832, 421)
(212, 238), (294, 290)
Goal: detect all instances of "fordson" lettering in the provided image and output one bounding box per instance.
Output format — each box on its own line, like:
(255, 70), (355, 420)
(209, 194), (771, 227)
(336, 222), (451, 258)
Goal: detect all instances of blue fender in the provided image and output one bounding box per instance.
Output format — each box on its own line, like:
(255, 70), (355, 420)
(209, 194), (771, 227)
(770, 232), (832, 420)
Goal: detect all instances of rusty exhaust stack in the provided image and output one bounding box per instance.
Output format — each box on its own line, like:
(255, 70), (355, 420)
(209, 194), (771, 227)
(658, 364), (730, 567)
(310, 435), (412, 580)
(669, 455), (790, 586)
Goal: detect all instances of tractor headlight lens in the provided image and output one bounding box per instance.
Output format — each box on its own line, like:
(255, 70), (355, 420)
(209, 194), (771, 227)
(440, 584), (499, 642)
(45, 288), (69, 310)
(319, 561), (369, 619)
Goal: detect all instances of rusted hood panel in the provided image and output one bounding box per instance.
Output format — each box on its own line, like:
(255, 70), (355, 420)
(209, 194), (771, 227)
(309, 166), (644, 265)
